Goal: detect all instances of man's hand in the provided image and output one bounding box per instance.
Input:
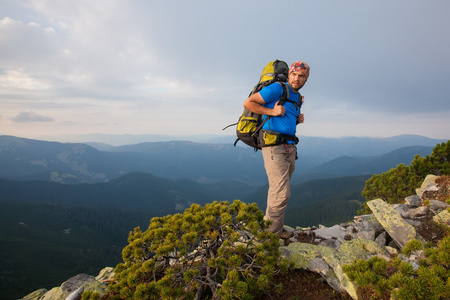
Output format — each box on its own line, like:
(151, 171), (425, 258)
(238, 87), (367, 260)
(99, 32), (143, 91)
(272, 101), (285, 116)
(297, 113), (304, 124)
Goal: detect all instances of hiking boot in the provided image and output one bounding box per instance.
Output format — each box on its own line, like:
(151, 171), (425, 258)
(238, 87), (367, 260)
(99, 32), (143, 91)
(279, 229), (294, 239)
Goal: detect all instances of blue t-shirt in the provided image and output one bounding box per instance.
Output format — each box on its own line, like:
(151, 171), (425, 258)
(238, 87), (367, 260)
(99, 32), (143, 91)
(259, 82), (300, 137)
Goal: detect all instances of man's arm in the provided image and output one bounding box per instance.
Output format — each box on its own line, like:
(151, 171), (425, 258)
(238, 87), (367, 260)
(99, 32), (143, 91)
(243, 92), (285, 117)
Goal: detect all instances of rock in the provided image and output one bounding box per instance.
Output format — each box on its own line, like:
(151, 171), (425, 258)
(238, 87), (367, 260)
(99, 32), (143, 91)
(374, 231), (387, 247)
(354, 214), (384, 234)
(61, 274), (95, 293)
(314, 224), (348, 242)
(405, 195), (422, 207)
(41, 287), (69, 300)
(21, 289), (47, 300)
(318, 239), (341, 250)
(405, 206), (429, 219)
(433, 209), (450, 225)
(355, 228), (375, 241)
(393, 203), (411, 218)
(96, 266), (115, 283)
(404, 219), (422, 227)
(66, 286), (84, 300)
(429, 200), (450, 212)
(416, 174), (439, 200)
(367, 199), (424, 249)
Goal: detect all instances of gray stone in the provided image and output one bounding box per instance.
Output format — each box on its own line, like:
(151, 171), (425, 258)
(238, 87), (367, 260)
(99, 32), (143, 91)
(374, 231), (387, 247)
(405, 206), (429, 219)
(393, 204), (411, 218)
(66, 286), (84, 300)
(404, 219), (422, 227)
(429, 200), (450, 212)
(356, 229), (375, 241)
(405, 195), (422, 207)
(61, 274), (95, 293)
(354, 214), (384, 233)
(314, 224), (347, 242)
(41, 287), (69, 300)
(318, 239), (341, 250)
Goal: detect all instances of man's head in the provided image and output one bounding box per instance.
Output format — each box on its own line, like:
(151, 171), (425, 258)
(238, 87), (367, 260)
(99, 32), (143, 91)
(288, 61), (309, 92)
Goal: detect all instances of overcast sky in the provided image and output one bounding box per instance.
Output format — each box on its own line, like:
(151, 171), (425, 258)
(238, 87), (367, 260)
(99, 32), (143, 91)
(1, 0), (449, 143)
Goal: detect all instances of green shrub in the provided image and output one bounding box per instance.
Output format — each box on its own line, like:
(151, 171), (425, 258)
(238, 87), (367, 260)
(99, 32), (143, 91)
(343, 237), (450, 299)
(81, 290), (101, 300)
(104, 200), (292, 300)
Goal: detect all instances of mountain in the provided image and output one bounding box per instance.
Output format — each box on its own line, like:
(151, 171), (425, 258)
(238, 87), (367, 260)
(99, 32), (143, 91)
(0, 135), (446, 185)
(305, 145), (434, 176)
(0, 135), (266, 185)
(38, 132), (446, 150)
(297, 134), (445, 159)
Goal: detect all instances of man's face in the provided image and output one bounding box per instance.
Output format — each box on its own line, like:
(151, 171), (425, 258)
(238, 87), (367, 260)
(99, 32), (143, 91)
(288, 71), (308, 92)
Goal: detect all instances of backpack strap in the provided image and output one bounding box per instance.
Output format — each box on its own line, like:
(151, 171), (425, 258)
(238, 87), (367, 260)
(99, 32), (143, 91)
(277, 82), (302, 111)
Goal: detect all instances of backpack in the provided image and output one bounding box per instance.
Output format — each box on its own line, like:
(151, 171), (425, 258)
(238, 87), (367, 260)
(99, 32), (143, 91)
(223, 60), (301, 150)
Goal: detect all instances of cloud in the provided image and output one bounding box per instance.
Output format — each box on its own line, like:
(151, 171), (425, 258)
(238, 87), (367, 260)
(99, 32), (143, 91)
(12, 111), (54, 123)
(0, 0), (449, 141)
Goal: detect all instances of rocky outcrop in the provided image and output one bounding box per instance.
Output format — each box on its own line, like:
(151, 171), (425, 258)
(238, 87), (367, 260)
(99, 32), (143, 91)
(280, 174), (450, 300)
(21, 174), (450, 300)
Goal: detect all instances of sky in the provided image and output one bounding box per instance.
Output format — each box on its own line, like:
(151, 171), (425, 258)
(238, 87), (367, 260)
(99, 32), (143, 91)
(1, 0), (450, 144)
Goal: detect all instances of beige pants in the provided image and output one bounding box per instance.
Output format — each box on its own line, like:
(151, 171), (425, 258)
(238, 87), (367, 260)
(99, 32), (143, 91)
(261, 144), (296, 235)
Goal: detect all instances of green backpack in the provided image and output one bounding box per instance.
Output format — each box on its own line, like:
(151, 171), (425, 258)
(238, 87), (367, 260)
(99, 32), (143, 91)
(224, 60), (300, 150)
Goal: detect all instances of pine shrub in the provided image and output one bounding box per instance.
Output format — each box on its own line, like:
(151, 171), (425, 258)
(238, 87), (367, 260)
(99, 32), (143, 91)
(343, 237), (450, 299)
(104, 200), (292, 300)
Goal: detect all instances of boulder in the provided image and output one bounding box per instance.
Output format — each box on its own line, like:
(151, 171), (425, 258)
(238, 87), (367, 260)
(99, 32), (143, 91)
(367, 198), (424, 249)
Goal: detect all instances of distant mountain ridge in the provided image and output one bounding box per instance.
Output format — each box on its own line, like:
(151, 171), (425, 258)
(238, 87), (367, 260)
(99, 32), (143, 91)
(306, 145), (434, 176)
(0, 135), (446, 185)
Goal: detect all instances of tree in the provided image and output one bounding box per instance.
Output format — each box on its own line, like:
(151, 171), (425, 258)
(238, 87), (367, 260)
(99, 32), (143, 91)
(105, 200), (291, 300)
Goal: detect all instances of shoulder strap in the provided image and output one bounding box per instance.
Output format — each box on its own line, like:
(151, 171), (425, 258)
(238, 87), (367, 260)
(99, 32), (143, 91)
(277, 82), (302, 111)
(277, 82), (289, 106)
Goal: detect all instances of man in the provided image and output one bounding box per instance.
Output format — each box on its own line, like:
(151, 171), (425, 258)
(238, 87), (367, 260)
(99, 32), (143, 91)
(243, 61), (310, 238)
